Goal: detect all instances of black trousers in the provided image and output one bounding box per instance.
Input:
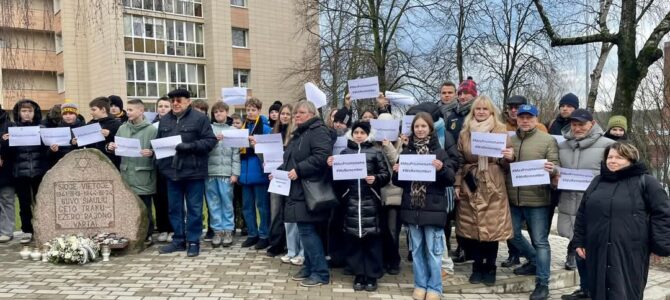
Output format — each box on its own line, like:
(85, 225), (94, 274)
(326, 205), (347, 267)
(381, 206), (401, 268)
(154, 173), (172, 233)
(15, 175), (42, 234)
(462, 237), (499, 268)
(346, 234), (384, 278)
(267, 193), (286, 253)
(233, 183), (245, 230)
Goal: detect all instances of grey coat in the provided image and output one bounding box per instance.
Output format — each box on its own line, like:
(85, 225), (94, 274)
(556, 123), (614, 239)
(208, 123), (241, 177)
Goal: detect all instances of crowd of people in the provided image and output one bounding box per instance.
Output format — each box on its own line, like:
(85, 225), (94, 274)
(0, 76), (669, 300)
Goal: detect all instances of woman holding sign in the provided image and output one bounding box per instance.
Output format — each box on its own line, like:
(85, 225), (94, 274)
(391, 112), (456, 300)
(572, 143), (670, 300)
(454, 95), (513, 286)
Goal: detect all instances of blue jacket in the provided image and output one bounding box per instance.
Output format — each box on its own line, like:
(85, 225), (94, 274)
(240, 115), (272, 185)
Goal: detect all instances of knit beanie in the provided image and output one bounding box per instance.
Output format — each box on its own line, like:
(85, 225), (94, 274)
(269, 100), (282, 114)
(333, 107), (352, 127)
(559, 93), (579, 109)
(61, 99), (78, 115)
(458, 76), (478, 97)
(351, 121), (371, 135)
(607, 115), (628, 131)
(108, 95), (124, 110)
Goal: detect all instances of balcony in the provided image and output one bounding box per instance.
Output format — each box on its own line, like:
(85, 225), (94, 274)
(1, 49), (61, 73)
(0, 9), (55, 32)
(2, 89), (63, 110)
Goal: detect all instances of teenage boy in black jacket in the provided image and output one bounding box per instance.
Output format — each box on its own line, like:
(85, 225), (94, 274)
(85, 97), (121, 168)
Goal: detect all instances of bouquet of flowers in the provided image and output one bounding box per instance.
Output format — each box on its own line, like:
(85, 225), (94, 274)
(44, 235), (100, 264)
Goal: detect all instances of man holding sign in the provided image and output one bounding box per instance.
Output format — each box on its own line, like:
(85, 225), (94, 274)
(502, 105), (559, 300)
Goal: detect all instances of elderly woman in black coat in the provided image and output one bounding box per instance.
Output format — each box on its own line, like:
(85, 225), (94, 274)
(573, 142), (670, 300)
(278, 100), (335, 287)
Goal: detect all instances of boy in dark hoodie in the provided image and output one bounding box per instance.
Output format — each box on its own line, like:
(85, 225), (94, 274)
(3, 99), (48, 243)
(0, 106), (15, 243)
(47, 101), (84, 167)
(109, 95), (129, 123)
(86, 97), (122, 168)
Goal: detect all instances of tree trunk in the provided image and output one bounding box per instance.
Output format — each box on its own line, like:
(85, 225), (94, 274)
(586, 43), (613, 111)
(611, 0), (639, 122)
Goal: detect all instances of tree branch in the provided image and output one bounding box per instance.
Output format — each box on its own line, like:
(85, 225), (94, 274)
(637, 9), (670, 69)
(532, 0), (618, 46)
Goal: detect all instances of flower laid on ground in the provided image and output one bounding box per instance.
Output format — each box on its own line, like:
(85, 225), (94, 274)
(92, 233), (128, 247)
(44, 235), (100, 264)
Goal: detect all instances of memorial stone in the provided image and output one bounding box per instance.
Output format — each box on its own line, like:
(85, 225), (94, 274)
(33, 149), (148, 253)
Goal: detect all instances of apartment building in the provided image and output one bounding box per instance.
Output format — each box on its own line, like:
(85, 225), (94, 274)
(1, 0), (315, 115)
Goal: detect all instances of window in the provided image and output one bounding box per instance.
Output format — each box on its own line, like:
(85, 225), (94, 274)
(230, 0), (246, 7)
(232, 28), (248, 48)
(233, 69), (249, 88)
(123, 14), (204, 58)
(55, 34), (63, 53)
(57, 74), (65, 93)
(125, 0), (202, 18)
(126, 59), (206, 99)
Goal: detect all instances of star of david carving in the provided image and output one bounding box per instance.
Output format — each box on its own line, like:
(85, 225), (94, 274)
(75, 158), (91, 169)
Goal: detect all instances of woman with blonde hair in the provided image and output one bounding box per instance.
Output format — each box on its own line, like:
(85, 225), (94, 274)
(455, 95), (514, 286)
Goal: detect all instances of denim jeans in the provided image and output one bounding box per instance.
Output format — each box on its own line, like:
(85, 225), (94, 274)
(242, 184), (270, 239)
(206, 177), (234, 232)
(297, 222), (329, 283)
(285, 222), (303, 257)
(509, 205), (551, 286)
(0, 186), (15, 237)
(166, 178), (205, 244)
(138, 195), (154, 238)
(408, 224), (444, 294)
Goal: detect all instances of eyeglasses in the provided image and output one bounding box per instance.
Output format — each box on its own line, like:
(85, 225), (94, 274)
(170, 98), (185, 103)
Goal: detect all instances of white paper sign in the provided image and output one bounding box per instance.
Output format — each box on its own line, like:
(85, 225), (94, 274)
(254, 133), (283, 154)
(398, 154), (436, 182)
(401, 115), (414, 135)
(152, 122), (160, 129)
(510, 159), (550, 187)
(150, 135), (182, 159)
(385, 91), (417, 106)
(8, 126), (41, 147)
(268, 170), (291, 196)
(221, 129), (250, 148)
(370, 119), (400, 141)
(305, 82), (327, 109)
(508, 131), (517, 137)
(263, 151), (284, 173)
(72, 123), (105, 147)
(348, 76), (380, 100)
(332, 154), (367, 180)
(143, 112), (158, 122)
(40, 127), (72, 146)
(558, 168), (595, 191)
(114, 136), (143, 157)
(470, 132), (507, 158)
(221, 87), (248, 105)
(552, 135), (566, 144)
(333, 136), (347, 155)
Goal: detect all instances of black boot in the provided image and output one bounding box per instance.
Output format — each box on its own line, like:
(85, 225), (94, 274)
(482, 265), (496, 286)
(469, 263), (483, 284)
(530, 283), (549, 300)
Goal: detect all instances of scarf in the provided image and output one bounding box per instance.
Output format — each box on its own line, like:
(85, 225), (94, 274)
(240, 117), (261, 156)
(456, 100), (474, 116)
(469, 115), (496, 171)
(410, 136), (431, 209)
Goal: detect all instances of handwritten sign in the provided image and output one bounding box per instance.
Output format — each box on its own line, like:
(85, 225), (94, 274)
(558, 168), (595, 191)
(510, 159), (550, 187)
(221, 129), (250, 148)
(348, 76), (380, 100)
(254, 133), (283, 154)
(40, 127), (72, 146)
(333, 136), (347, 155)
(268, 170), (291, 196)
(332, 154), (367, 180)
(263, 151), (284, 173)
(72, 123), (105, 147)
(221, 87), (247, 105)
(470, 132), (507, 158)
(398, 154), (436, 182)
(401, 115), (414, 136)
(370, 119), (400, 141)
(9, 126), (41, 146)
(150, 135), (182, 159)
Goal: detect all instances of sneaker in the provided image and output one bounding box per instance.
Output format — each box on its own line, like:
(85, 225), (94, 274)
(565, 253), (577, 270)
(291, 269), (310, 281)
(530, 284), (549, 300)
(513, 262), (537, 276)
(203, 229), (214, 242)
(157, 232), (168, 242)
(19, 233), (32, 244)
(212, 232), (223, 248)
(222, 231), (233, 247)
(166, 232), (174, 243)
(501, 255), (521, 268)
(144, 236), (153, 247)
(353, 275), (366, 291)
(159, 242), (186, 254)
(561, 289), (591, 299)
(300, 277), (326, 287)
(280, 255), (292, 263)
(364, 277), (377, 292)
(254, 238), (269, 250)
(290, 256), (305, 266)
(0, 235), (12, 243)
(241, 237), (258, 248)
(187, 243), (200, 257)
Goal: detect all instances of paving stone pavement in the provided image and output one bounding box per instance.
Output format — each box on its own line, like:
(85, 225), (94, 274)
(1, 230), (669, 300)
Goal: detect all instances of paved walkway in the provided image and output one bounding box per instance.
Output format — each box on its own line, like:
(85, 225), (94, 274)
(0, 230), (669, 300)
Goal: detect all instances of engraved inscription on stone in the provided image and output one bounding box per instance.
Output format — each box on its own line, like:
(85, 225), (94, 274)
(54, 181), (115, 229)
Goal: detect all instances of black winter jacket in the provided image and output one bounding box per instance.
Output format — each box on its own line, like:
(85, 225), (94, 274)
(156, 106), (217, 181)
(573, 162), (670, 300)
(335, 134), (391, 238)
(10, 99), (48, 178)
(548, 116), (570, 135)
(48, 119), (84, 167)
(281, 117), (335, 223)
(0, 110), (14, 187)
(87, 116), (122, 168)
(393, 134), (456, 227)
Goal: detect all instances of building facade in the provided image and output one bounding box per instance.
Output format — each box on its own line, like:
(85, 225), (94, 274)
(1, 0), (315, 115)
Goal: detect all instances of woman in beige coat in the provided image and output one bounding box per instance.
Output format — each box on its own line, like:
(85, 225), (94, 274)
(455, 95), (514, 286)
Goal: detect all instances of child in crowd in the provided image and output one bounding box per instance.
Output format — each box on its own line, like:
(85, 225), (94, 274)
(0, 105), (15, 243)
(230, 113), (247, 235)
(206, 102), (240, 248)
(153, 96), (173, 242)
(268, 101), (282, 128)
(191, 99), (209, 114)
(87, 97), (122, 168)
(605, 115), (628, 141)
(109, 95), (129, 123)
(107, 99), (158, 245)
(47, 100), (84, 167)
